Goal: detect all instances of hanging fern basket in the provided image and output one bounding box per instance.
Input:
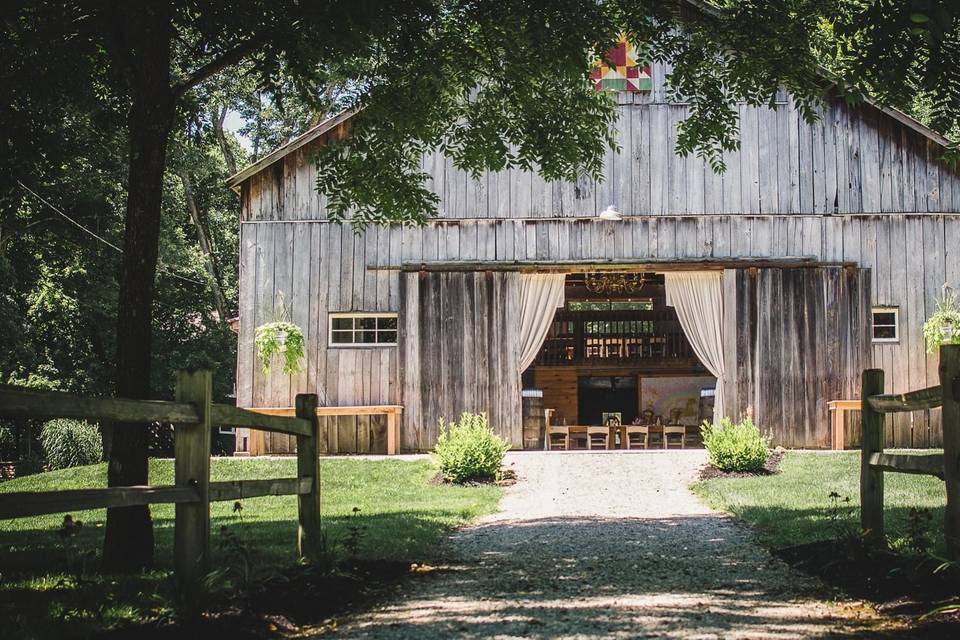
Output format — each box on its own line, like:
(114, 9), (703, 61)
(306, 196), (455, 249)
(922, 286), (960, 353)
(255, 321), (306, 375)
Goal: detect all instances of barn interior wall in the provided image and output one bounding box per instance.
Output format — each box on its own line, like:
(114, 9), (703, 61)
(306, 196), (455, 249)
(640, 375), (717, 426)
(533, 368), (580, 425)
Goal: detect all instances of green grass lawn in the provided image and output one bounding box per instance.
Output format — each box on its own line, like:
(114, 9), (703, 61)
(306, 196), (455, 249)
(0, 457), (501, 638)
(693, 451), (948, 552)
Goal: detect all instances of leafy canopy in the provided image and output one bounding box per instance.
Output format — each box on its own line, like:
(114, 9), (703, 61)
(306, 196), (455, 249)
(314, 1), (832, 225)
(832, 0), (960, 148)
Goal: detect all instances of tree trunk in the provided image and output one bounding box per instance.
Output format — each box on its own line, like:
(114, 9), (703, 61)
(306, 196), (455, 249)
(176, 167), (229, 321)
(213, 108), (238, 176)
(102, 3), (176, 572)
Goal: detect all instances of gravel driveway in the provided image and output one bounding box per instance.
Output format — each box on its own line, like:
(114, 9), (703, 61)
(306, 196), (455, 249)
(319, 450), (877, 639)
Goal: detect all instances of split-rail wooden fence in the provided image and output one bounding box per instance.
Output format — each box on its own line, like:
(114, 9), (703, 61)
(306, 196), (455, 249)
(0, 370), (322, 600)
(861, 344), (960, 558)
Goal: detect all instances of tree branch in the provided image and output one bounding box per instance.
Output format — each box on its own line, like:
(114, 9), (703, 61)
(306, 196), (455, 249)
(213, 107), (238, 175)
(176, 167), (229, 322)
(173, 36), (266, 98)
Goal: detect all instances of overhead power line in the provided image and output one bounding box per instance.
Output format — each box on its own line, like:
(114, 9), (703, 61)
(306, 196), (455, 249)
(17, 180), (206, 287)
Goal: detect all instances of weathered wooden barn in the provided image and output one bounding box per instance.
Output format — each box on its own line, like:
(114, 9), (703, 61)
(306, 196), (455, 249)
(227, 59), (960, 455)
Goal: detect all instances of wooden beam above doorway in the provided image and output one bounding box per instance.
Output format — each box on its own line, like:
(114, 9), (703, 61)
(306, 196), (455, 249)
(367, 257), (856, 273)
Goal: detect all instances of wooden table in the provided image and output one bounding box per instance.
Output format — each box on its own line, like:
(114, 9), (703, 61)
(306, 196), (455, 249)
(827, 399), (860, 450)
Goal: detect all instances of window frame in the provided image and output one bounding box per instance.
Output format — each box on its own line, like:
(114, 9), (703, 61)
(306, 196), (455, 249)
(328, 312), (399, 348)
(871, 306), (899, 343)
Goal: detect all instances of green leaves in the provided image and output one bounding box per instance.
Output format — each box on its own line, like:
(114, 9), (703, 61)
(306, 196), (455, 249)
(433, 412), (509, 484)
(40, 419), (103, 470)
(833, 0), (960, 144)
(922, 287), (960, 353)
(309, 1), (854, 222)
(701, 416), (770, 473)
(254, 321), (306, 375)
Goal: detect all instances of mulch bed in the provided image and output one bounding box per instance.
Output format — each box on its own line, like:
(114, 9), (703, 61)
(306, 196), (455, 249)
(698, 449), (784, 480)
(429, 468), (517, 487)
(95, 560), (413, 639)
(774, 539), (960, 637)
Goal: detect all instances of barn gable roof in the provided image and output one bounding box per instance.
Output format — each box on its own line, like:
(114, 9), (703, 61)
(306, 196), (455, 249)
(227, 108), (358, 190)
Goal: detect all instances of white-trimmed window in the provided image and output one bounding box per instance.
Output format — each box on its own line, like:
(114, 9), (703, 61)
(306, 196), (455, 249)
(329, 313), (398, 346)
(872, 307), (899, 343)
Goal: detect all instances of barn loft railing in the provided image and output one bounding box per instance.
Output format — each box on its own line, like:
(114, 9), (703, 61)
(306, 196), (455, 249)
(533, 309), (698, 367)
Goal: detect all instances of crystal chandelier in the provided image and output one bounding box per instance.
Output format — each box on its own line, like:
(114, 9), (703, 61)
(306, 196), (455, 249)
(584, 272), (644, 295)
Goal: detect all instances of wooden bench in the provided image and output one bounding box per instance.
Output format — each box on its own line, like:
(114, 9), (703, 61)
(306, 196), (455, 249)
(245, 405), (404, 455)
(827, 399), (859, 450)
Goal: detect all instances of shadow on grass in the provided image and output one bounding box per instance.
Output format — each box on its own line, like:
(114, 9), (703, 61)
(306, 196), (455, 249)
(0, 507), (471, 573)
(724, 503), (949, 554)
(0, 510), (473, 640)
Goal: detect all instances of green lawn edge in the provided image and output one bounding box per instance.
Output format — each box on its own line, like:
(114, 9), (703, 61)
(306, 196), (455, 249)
(691, 450), (947, 553)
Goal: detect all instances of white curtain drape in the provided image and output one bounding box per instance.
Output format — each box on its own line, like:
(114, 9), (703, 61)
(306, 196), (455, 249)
(518, 274), (567, 372)
(664, 272), (726, 425)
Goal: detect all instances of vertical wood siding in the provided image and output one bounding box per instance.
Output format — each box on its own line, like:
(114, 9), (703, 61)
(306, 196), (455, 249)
(237, 215), (959, 449)
(729, 266), (872, 448)
(398, 271), (522, 450)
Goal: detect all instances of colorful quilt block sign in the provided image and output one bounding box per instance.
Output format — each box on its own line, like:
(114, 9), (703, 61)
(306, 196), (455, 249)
(591, 35), (652, 92)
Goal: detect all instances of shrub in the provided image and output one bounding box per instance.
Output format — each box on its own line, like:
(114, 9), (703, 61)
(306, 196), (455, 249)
(700, 416), (769, 472)
(433, 412), (510, 483)
(40, 419), (103, 470)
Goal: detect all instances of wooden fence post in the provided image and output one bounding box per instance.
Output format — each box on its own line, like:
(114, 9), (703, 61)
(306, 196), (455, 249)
(861, 368), (885, 545)
(940, 345), (960, 559)
(295, 393), (322, 562)
(174, 370), (212, 603)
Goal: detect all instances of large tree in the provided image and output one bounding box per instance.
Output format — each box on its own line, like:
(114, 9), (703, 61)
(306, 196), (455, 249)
(4, 0), (958, 571)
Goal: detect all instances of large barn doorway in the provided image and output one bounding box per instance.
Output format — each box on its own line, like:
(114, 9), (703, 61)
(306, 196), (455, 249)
(525, 272), (715, 449)
(398, 266), (870, 453)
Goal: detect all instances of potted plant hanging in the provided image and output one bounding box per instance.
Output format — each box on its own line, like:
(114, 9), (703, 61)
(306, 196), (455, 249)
(922, 284), (960, 353)
(254, 293), (306, 374)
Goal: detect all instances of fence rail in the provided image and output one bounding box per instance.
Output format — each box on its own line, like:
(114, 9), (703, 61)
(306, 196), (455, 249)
(209, 403), (312, 436)
(860, 345), (960, 558)
(0, 385), (199, 424)
(866, 385), (943, 413)
(867, 452), (945, 479)
(0, 370), (322, 602)
(0, 485), (200, 518)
